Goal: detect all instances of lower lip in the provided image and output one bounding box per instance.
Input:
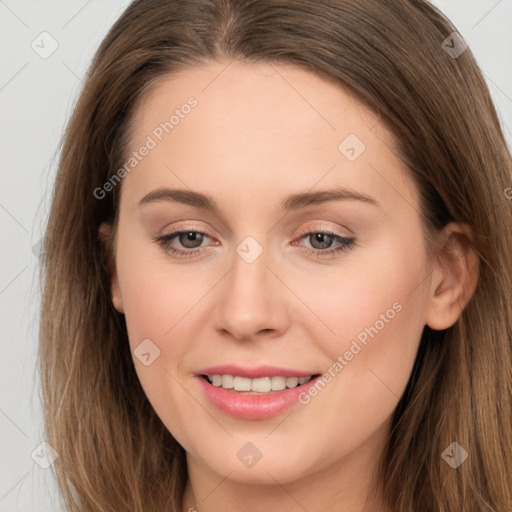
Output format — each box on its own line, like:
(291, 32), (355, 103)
(196, 375), (321, 420)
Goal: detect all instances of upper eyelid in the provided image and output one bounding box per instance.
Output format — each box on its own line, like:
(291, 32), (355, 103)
(159, 220), (352, 237)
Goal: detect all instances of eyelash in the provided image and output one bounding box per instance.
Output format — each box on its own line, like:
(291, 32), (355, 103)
(152, 226), (355, 259)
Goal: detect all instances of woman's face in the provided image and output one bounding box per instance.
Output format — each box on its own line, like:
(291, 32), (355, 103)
(107, 60), (434, 487)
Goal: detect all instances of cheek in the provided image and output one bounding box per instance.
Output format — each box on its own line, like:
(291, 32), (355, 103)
(280, 245), (428, 463)
(115, 243), (202, 443)
(115, 233), (198, 344)
(305, 234), (428, 418)
(297, 232), (427, 352)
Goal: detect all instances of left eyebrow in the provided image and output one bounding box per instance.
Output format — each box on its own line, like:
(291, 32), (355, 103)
(280, 186), (380, 211)
(137, 186), (380, 212)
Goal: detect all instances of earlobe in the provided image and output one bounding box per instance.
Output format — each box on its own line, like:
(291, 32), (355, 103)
(425, 223), (479, 331)
(98, 222), (125, 314)
(110, 277), (125, 314)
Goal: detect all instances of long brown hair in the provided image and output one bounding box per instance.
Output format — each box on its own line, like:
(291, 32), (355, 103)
(39, 1), (512, 510)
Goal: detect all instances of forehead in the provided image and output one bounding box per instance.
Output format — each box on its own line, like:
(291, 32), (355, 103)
(132, 59), (379, 148)
(121, 60), (419, 219)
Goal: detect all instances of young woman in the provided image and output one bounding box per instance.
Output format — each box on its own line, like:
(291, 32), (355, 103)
(39, 1), (512, 511)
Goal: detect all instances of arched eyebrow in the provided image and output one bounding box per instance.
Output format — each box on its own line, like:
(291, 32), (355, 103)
(281, 187), (379, 210)
(138, 186), (380, 212)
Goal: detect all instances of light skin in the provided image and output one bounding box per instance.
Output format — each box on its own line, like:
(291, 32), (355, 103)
(100, 60), (479, 512)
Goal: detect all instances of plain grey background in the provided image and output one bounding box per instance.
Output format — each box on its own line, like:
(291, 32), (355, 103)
(1, 1), (511, 510)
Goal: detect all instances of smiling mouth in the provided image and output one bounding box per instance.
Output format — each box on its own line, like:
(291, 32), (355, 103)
(201, 374), (321, 394)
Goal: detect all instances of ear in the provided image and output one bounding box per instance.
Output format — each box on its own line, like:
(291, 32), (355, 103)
(425, 222), (479, 330)
(98, 222), (124, 314)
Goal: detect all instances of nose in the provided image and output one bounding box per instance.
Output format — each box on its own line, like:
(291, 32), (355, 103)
(213, 242), (290, 342)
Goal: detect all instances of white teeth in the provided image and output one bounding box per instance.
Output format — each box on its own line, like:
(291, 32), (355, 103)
(233, 376), (251, 391)
(271, 376), (286, 391)
(251, 377), (272, 393)
(286, 376), (299, 388)
(221, 375), (234, 389)
(206, 374), (313, 392)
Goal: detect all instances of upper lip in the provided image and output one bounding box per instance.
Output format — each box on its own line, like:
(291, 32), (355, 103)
(196, 364), (319, 379)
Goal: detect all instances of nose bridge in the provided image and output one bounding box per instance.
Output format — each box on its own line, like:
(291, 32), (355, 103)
(213, 233), (288, 340)
(227, 235), (273, 312)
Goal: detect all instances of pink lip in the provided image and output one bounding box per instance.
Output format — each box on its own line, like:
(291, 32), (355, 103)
(196, 373), (322, 420)
(196, 364), (316, 379)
